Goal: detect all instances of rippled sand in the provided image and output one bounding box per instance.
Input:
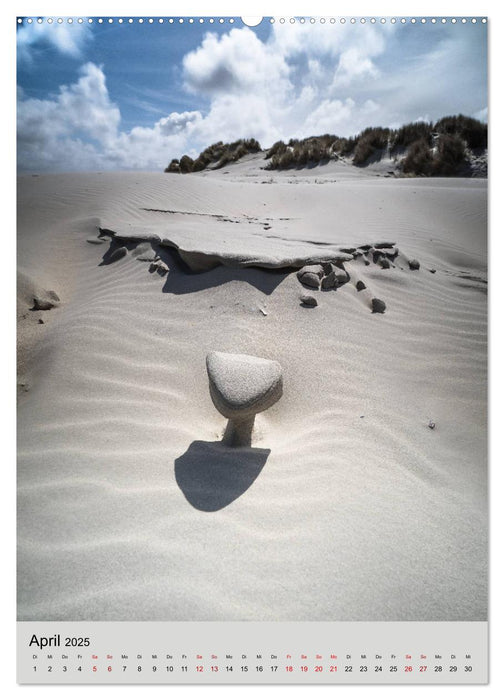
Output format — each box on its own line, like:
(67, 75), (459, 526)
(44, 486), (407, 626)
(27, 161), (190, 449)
(17, 163), (487, 621)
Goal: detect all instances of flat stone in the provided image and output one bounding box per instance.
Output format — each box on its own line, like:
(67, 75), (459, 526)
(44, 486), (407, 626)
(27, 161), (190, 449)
(300, 295), (318, 307)
(109, 246), (128, 263)
(374, 241), (396, 249)
(206, 351), (283, 419)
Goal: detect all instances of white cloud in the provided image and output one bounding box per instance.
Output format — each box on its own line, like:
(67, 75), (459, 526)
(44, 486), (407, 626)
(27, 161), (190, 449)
(17, 64), (206, 172)
(183, 27), (291, 99)
(16, 23), (487, 173)
(17, 21), (92, 63)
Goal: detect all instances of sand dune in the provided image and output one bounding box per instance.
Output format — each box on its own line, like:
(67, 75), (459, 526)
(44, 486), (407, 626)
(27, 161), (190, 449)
(17, 163), (487, 621)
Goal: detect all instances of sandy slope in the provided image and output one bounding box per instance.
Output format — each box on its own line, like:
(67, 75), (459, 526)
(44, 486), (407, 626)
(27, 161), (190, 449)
(17, 164), (487, 621)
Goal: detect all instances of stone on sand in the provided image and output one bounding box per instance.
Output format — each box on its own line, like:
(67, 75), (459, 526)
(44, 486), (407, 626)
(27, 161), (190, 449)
(33, 290), (60, 311)
(297, 265), (324, 290)
(300, 295), (318, 307)
(206, 351), (283, 447)
(109, 246), (128, 263)
(371, 298), (386, 314)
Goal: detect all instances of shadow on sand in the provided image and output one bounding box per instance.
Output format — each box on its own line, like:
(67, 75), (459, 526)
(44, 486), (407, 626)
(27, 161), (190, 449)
(100, 237), (289, 295)
(174, 440), (270, 511)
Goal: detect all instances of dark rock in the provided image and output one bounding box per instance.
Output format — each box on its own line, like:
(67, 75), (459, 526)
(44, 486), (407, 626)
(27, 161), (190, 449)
(321, 271), (337, 290)
(300, 295), (318, 307)
(374, 241), (396, 249)
(429, 268), (436, 274)
(409, 259), (420, 270)
(371, 298), (386, 314)
(33, 297), (54, 311)
(333, 267), (349, 285)
(299, 272), (321, 289)
(428, 420), (436, 429)
(38, 318), (44, 324)
(356, 280), (366, 291)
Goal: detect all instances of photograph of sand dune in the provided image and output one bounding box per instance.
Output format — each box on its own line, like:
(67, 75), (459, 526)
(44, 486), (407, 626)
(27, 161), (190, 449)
(17, 16), (487, 623)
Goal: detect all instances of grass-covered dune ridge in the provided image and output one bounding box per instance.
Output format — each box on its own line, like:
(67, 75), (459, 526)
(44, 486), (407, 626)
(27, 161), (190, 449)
(165, 115), (486, 177)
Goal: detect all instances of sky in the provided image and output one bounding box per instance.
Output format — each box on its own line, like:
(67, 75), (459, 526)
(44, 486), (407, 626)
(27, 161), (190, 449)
(16, 16), (487, 173)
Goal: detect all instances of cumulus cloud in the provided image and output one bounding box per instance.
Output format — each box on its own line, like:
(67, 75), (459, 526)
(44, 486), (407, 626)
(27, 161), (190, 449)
(184, 28), (287, 93)
(17, 20), (92, 63)
(16, 23), (487, 173)
(17, 63), (206, 172)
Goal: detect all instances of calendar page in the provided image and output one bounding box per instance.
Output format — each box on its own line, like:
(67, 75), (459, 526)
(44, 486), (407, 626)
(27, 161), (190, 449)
(16, 8), (488, 685)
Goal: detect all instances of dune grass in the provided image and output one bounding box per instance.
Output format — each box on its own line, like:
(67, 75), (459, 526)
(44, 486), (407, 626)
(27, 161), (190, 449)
(164, 115), (486, 177)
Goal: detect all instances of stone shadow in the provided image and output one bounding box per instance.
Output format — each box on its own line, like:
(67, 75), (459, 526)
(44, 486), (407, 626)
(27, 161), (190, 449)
(174, 440), (270, 511)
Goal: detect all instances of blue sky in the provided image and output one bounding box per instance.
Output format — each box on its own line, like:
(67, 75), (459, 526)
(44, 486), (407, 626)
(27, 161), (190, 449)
(16, 17), (487, 172)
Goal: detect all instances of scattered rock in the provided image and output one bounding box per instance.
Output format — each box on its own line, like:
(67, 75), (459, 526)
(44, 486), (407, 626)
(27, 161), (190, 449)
(379, 257), (391, 269)
(297, 265), (324, 290)
(333, 266), (350, 286)
(429, 268), (436, 274)
(356, 280), (366, 291)
(428, 420), (436, 429)
(156, 261), (169, 276)
(409, 259), (420, 270)
(109, 246), (128, 263)
(298, 271), (321, 289)
(38, 318), (44, 324)
(321, 271), (337, 290)
(33, 297), (54, 311)
(86, 237), (105, 244)
(371, 298), (386, 314)
(259, 308), (268, 316)
(385, 247), (399, 260)
(300, 295), (318, 307)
